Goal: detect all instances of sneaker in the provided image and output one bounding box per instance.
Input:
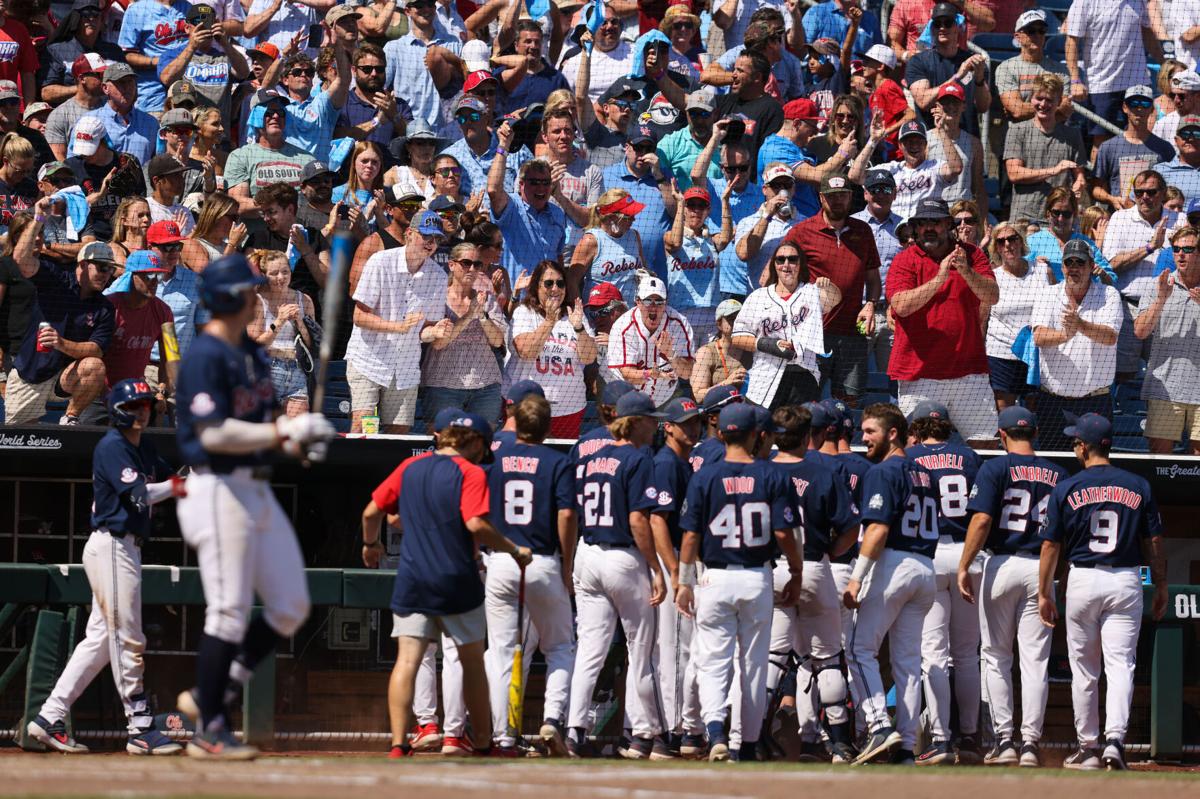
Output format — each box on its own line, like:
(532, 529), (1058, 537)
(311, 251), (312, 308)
(649, 736), (676, 761)
(176, 689), (200, 723)
(26, 715), (89, 754)
(490, 744), (524, 758)
(411, 722), (442, 752)
(619, 735), (653, 760)
(797, 740), (826, 763)
(1063, 746), (1101, 771)
(441, 736), (473, 756)
(1018, 742), (1041, 768)
(890, 748), (916, 766)
(58, 414), (79, 426)
(916, 739), (955, 766)
(186, 727), (258, 760)
(829, 741), (857, 765)
(956, 735), (983, 765)
(679, 733), (707, 760)
(852, 726), (901, 766)
(984, 739), (1019, 766)
(708, 740), (730, 763)
(127, 729), (182, 756)
(540, 720), (568, 758)
(1102, 739), (1126, 771)
(388, 744), (412, 759)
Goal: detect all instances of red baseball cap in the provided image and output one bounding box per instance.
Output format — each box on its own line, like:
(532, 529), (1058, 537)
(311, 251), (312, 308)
(71, 53), (108, 80)
(783, 97), (820, 122)
(585, 281), (624, 308)
(682, 186), (711, 204)
(598, 194), (645, 217)
(937, 82), (966, 102)
(147, 220), (186, 245)
(463, 69), (498, 93)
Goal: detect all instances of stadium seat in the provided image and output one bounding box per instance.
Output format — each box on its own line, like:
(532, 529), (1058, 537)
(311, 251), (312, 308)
(327, 360), (347, 381)
(984, 177), (1002, 216)
(972, 33), (1018, 64)
(1043, 34), (1066, 65)
(1112, 435), (1149, 453)
(322, 395), (351, 419)
(1113, 415), (1145, 436)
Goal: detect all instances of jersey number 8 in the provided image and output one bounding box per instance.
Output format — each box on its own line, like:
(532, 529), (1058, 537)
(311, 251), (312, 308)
(901, 495), (938, 540)
(711, 501), (771, 549)
(504, 480), (534, 525)
(938, 474), (969, 519)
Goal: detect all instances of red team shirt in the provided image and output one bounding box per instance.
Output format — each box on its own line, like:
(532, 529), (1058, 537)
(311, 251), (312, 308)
(869, 78), (910, 157)
(784, 214), (881, 336)
(103, 293), (173, 386)
(0, 19), (38, 107)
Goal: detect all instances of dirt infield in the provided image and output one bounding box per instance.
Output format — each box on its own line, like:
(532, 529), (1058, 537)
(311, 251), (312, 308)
(0, 752), (1196, 799)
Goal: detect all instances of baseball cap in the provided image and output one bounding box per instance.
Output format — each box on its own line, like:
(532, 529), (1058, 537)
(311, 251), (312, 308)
(248, 42), (280, 63)
(807, 37), (839, 65)
(249, 87), (288, 111)
(463, 70), (498, 93)
(802, 401), (836, 429)
(1171, 70), (1200, 93)
(147, 220), (186, 245)
(432, 406), (464, 433)
(22, 102), (51, 123)
(682, 186), (710, 205)
(159, 108), (196, 130)
(685, 89), (715, 112)
(663, 397), (701, 423)
(326, 4), (362, 25)
(701, 384), (742, 412)
(461, 38), (491, 72)
(598, 194), (645, 217)
(637, 276), (667, 301)
(718, 403), (760, 433)
(908, 399), (951, 423)
(1186, 198), (1200, 217)
(910, 198), (950, 221)
(627, 125), (657, 145)
(505, 380), (545, 405)
(415, 211), (445, 237)
(997, 405), (1037, 431)
(863, 43), (896, 70)
(124, 250), (170, 275)
(72, 115), (107, 156)
(71, 52), (108, 80)
(600, 77), (644, 104)
(850, 59), (865, 76)
(455, 95), (487, 115)
(72, 0), (101, 9)
(1063, 412), (1112, 447)
(1179, 114), (1200, 134)
(445, 411), (493, 444)
(428, 194), (465, 213)
(616, 391), (666, 419)
(586, 281), (624, 308)
(783, 97), (820, 122)
(930, 2), (958, 21)
(820, 173), (853, 194)
(386, 182), (423, 204)
(1015, 8), (1046, 32)
(937, 82), (966, 103)
(147, 154), (187, 180)
(37, 161), (73, 182)
(1124, 85), (1154, 101)
(714, 298), (742, 320)
(753, 405), (784, 433)
(864, 169), (896, 191)
(186, 2), (216, 25)
(104, 62), (135, 83)
(762, 163), (794, 184)
(601, 380), (636, 406)
(0, 81), (17, 101)
(1061, 238), (1093, 263)
(168, 80), (206, 109)
(301, 160), (333, 183)
(899, 120), (927, 140)
(77, 240), (115, 264)
(820, 398), (850, 428)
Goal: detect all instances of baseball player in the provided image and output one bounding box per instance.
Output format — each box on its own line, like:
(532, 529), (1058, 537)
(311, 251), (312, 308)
(569, 380), (636, 497)
(676, 403), (804, 763)
(768, 405), (860, 763)
(690, 384), (744, 473)
(905, 401), (983, 766)
(363, 411), (533, 758)
(567, 391), (668, 760)
(173, 254), (335, 760)
(959, 406), (1066, 768)
(844, 403), (939, 766)
(491, 380), (547, 451)
(485, 394), (577, 756)
(27, 379), (185, 756)
(651, 397), (704, 757)
(1037, 413), (1168, 772)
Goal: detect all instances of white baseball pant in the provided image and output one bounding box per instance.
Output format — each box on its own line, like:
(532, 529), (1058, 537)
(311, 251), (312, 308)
(978, 552), (1051, 743)
(177, 471), (310, 643)
(413, 636), (465, 735)
(921, 538), (983, 739)
(486, 554), (575, 736)
(694, 565), (774, 744)
(39, 531), (152, 733)
(848, 548), (936, 750)
(567, 542), (663, 739)
(1064, 564), (1143, 745)
(831, 561), (868, 737)
(658, 553), (702, 736)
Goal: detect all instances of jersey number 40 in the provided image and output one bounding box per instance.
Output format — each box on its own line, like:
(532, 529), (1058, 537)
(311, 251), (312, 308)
(711, 502), (771, 549)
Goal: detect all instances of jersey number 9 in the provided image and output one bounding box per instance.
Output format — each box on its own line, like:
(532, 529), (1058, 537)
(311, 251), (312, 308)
(711, 501), (771, 549)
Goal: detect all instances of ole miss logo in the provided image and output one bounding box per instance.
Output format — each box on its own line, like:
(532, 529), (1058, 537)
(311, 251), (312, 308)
(153, 19), (188, 48)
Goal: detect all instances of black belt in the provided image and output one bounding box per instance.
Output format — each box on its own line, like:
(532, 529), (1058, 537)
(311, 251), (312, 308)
(1040, 386), (1109, 399)
(587, 540), (632, 549)
(705, 561), (773, 570)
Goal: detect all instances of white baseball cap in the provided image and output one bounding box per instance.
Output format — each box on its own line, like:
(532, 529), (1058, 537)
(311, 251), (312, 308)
(461, 39), (491, 73)
(863, 44), (896, 70)
(1015, 8), (1046, 32)
(714, 298), (742, 320)
(762, 163), (793, 184)
(637, 276), (667, 301)
(1171, 70), (1200, 93)
(72, 115), (107, 157)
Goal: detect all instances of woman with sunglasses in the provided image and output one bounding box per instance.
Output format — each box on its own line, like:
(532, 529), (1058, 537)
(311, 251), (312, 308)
(949, 200), (986, 249)
(569, 188), (648, 305)
(421, 243), (508, 427)
(108, 197), (152, 270)
(383, 122), (442, 199)
(332, 141), (386, 208)
(807, 95), (866, 168)
(732, 241), (841, 409)
(430, 153), (469, 207)
(660, 5), (702, 86)
(506, 260), (596, 438)
(247, 250), (315, 418)
(182, 192), (246, 272)
(664, 183), (734, 345)
(984, 222), (1049, 410)
(1026, 188), (1116, 285)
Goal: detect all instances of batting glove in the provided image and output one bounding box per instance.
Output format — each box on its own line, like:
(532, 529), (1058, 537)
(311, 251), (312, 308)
(278, 413), (337, 445)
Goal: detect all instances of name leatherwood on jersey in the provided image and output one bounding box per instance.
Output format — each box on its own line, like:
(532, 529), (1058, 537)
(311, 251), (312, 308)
(586, 457), (621, 476)
(1065, 485), (1144, 511)
(722, 476), (756, 494)
(501, 455), (540, 474)
(1008, 464), (1061, 486)
(911, 453), (964, 471)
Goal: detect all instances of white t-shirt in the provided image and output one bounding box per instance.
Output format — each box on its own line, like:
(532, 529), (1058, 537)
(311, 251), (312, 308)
(1063, 0), (1150, 94)
(606, 305), (695, 406)
(147, 197), (196, 235)
(986, 261), (1051, 360)
(560, 41), (635, 108)
(1164, 0), (1200, 70)
(504, 305), (594, 416)
(733, 210), (798, 292)
(880, 158), (953, 222)
(1030, 280), (1122, 396)
(1152, 111), (1180, 143)
(1101, 206), (1185, 297)
(734, 282), (826, 407)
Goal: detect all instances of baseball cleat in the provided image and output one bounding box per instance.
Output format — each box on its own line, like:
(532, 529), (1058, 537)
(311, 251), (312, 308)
(540, 720), (568, 758)
(1063, 746), (1102, 771)
(708, 740), (730, 762)
(956, 735), (983, 765)
(1102, 739), (1126, 771)
(1018, 742), (1042, 768)
(440, 736), (473, 756)
(797, 741), (827, 762)
(619, 735), (653, 760)
(186, 727), (258, 760)
(388, 744), (412, 759)
(411, 722), (442, 752)
(26, 716), (89, 754)
(890, 748), (916, 766)
(127, 728), (183, 756)
(649, 736), (676, 761)
(984, 739), (1019, 766)
(679, 733), (707, 759)
(852, 727), (901, 765)
(829, 741), (857, 764)
(916, 739), (955, 766)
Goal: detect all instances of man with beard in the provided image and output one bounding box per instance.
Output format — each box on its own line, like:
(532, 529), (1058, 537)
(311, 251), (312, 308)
(488, 121), (567, 284)
(225, 88), (314, 215)
(295, 160), (336, 230)
(712, 51), (783, 181)
(606, 276), (694, 408)
(657, 90), (719, 191)
(335, 43), (412, 149)
(45, 54), (108, 162)
(886, 198), (998, 447)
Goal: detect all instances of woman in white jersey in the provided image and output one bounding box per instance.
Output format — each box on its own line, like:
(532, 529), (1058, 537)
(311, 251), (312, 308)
(569, 189), (648, 305)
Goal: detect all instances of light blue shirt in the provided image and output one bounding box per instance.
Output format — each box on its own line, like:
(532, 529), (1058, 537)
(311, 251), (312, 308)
(153, 265), (200, 360)
(602, 162), (671, 276)
(667, 220), (722, 311)
(285, 89), (340, 164)
(1026, 230), (1117, 284)
(493, 195), (567, 282)
(385, 33), (463, 127)
(69, 104), (159, 164)
(756, 135), (817, 218)
(441, 134), (527, 199)
(801, 1), (881, 57)
(1154, 158), (1200, 203)
(852, 207), (902, 289)
(118, 0), (190, 113)
(718, 45), (805, 101)
(706, 177), (765, 296)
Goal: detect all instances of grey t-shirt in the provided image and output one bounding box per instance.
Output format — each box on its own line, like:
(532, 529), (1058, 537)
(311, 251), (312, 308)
(44, 97), (95, 150)
(1003, 120), (1085, 225)
(994, 56), (1069, 111)
(1092, 134), (1175, 201)
(1138, 280), (1200, 403)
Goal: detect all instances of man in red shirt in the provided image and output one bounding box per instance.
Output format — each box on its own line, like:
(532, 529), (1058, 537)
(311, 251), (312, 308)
(784, 174), (880, 406)
(886, 197), (999, 445)
(0, 0), (38, 107)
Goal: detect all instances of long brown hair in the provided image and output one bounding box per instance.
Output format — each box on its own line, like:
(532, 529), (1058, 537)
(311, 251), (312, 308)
(1, 211), (40, 258)
(111, 197), (150, 245)
(762, 240), (809, 287)
(345, 141), (385, 197)
(520, 260), (568, 320)
(191, 191), (238, 243)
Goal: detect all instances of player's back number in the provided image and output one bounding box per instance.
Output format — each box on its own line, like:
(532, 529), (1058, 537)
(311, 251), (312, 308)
(711, 501), (771, 549)
(504, 479), (534, 525)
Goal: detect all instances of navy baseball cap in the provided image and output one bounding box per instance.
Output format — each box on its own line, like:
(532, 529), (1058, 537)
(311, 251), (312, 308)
(754, 404), (785, 433)
(908, 399), (951, 423)
(446, 411), (493, 443)
(803, 401), (836, 429)
(505, 380), (545, 405)
(899, 120), (927, 141)
(663, 397), (701, 423)
(433, 406), (465, 432)
(702, 384), (743, 413)
(821, 398), (849, 425)
(615, 391), (666, 419)
(718, 403), (759, 433)
(1187, 198), (1200, 217)
(1063, 412), (1113, 446)
(998, 405), (1037, 431)
(601, 380), (636, 406)
(628, 125), (656, 145)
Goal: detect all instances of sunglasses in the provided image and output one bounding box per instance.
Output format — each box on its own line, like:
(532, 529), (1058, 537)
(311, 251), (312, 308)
(165, 126), (194, 136)
(768, 180), (794, 191)
(356, 64), (385, 74)
(688, 108), (711, 118)
(868, 185), (895, 195)
(774, 255), (802, 265)
(954, 217), (978, 226)
(722, 163), (749, 174)
(79, 8), (101, 19)
(1063, 257), (1089, 267)
(156, 243), (183, 253)
(1048, 208), (1073, 218)
(764, 33), (783, 43)
(932, 18), (956, 29)
(525, 177), (552, 187)
(1133, 188), (1161, 198)
(1180, 129), (1200, 141)
(92, 262), (116, 273)
(833, 112), (855, 122)
(1170, 92), (1189, 102)
(1022, 25), (1047, 35)
(455, 110), (482, 124)
(607, 99), (635, 111)
(672, 21), (695, 31)
(996, 234), (1021, 246)
(641, 298), (665, 306)
(599, 18), (621, 29)
(632, 144), (656, 155)
(289, 68), (315, 78)
(472, 87), (497, 98)
(435, 167), (462, 177)
(456, 258), (486, 269)
(1126, 98), (1153, 110)
(542, 278), (566, 288)
(685, 200), (710, 210)
(436, 208), (461, 219)
(392, 200), (422, 212)
(1173, 244), (1198, 254)
(585, 301), (621, 318)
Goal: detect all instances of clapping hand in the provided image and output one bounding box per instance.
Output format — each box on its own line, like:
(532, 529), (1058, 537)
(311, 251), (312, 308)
(657, 327), (676, 360)
(397, 311), (425, 333)
(513, 268), (531, 295)
(1061, 298), (1081, 336)
(568, 299), (586, 330)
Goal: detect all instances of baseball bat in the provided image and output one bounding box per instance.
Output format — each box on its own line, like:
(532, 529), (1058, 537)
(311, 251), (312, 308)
(506, 564), (527, 737)
(304, 228), (353, 462)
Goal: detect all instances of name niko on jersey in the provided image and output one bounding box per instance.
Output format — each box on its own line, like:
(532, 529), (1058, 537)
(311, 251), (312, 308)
(1065, 485), (1143, 512)
(911, 453), (963, 471)
(1008, 465), (1060, 486)
(501, 455), (541, 474)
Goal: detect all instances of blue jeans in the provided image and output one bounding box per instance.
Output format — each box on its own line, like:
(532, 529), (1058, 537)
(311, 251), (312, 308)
(421, 383), (503, 431)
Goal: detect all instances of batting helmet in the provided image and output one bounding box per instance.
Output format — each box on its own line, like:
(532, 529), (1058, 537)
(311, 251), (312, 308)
(108, 378), (156, 429)
(199, 254), (267, 314)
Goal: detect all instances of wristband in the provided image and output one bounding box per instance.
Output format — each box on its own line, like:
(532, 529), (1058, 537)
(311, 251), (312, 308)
(496, 146), (508, 155)
(850, 554), (876, 583)
(679, 561), (697, 586)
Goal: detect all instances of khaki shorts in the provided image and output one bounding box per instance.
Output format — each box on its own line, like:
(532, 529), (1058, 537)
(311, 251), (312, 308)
(3, 368), (62, 424)
(346, 362), (418, 426)
(1144, 398), (1200, 442)
(898, 372), (998, 441)
(392, 604), (486, 646)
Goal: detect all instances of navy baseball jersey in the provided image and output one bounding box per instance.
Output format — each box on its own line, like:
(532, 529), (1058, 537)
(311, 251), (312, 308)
(490, 430), (518, 451)
(861, 455), (940, 559)
(966, 453), (1068, 556)
(571, 424), (616, 503)
(652, 446), (693, 549)
(175, 333), (278, 470)
(907, 442), (982, 542)
(681, 460), (796, 568)
(1040, 464), (1162, 568)
(488, 440), (574, 555)
(689, 435), (725, 473)
(577, 443), (659, 547)
(831, 451), (872, 563)
(372, 452), (491, 616)
(91, 428), (171, 537)
(774, 457), (858, 561)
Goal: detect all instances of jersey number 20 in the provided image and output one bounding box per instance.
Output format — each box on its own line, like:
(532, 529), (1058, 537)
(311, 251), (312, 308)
(901, 495), (938, 540)
(711, 501), (771, 549)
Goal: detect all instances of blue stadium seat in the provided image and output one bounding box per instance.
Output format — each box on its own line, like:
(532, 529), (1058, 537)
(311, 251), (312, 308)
(972, 33), (1018, 64)
(865, 371), (891, 393)
(1043, 34), (1066, 65)
(327, 360), (347, 381)
(322, 395), (351, 419)
(984, 177), (1002, 216)
(1112, 415), (1145, 436)
(1040, 0), (1072, 16)
(332, 417), (352, 434)
(1112, 436), (1149, 453)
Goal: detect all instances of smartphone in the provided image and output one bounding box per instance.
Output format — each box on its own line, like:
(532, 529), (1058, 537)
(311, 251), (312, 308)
(337, 205), (350, 221)
(726, 118), (745, 141)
